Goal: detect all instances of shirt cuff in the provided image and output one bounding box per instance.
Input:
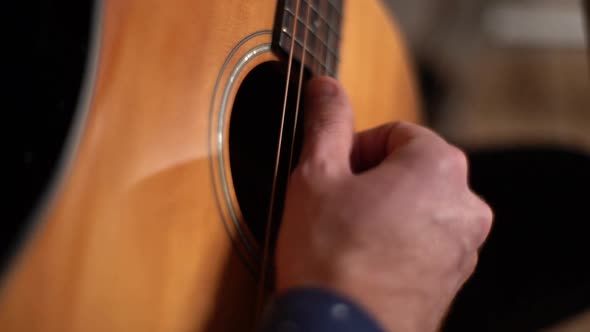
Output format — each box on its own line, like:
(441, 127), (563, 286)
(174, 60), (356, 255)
(260, 287), (385, 332)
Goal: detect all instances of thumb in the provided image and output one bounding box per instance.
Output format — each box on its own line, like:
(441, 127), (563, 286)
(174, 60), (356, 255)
(299, 77), (354, 175)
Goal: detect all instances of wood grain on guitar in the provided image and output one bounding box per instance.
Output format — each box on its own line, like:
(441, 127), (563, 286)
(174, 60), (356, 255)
(0, 0), (419, 331)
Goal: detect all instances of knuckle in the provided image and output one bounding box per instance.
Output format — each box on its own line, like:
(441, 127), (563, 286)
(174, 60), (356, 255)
(480, 201), (494, 224)
(445, 146), (469, 173)
(477, 203), (494, 240)
(294, 157), (338, 182)
(468, 197), (494, 246)
(426, 145), (468, 177)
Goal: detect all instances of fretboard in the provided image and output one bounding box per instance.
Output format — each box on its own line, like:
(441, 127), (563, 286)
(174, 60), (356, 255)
(273, 0), (344, 77)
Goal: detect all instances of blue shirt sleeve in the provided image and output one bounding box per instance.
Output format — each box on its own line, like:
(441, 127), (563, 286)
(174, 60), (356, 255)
(259, 288), (385, 332)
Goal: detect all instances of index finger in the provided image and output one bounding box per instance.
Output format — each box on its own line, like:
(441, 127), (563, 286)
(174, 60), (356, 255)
(351, 121), (445, 173)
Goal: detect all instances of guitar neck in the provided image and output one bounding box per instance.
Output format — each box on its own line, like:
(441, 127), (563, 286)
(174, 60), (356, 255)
(273, 0), (344, 77)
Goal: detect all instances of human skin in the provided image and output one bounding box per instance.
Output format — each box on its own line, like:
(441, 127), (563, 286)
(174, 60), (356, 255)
(275, 77), (493, 332)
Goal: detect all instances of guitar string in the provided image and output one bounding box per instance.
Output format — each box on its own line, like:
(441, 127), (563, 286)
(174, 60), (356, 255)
(256, 0), (331, 319)
(286, 0), (314, 192)
(256, 0), (304, 319)
(319, 0), (329, 76)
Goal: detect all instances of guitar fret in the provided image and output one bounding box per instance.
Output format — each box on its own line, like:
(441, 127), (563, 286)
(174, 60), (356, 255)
(327, 3), (341, 32)
(279, 41), (336, 77)
(327, 0), (343, 14)
(276, 0), (343, 77)
(279, 31), (339, 66)
(286, 0), (343, 16)
(280, 28), (340, 59)
(283, 7), (341, 37)
(327, 29), (338, 52)
(280, 34), (337, 75)
(279, 34), (333, 75)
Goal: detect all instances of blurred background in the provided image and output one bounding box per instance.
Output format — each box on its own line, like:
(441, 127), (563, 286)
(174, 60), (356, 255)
(385, 0), (590, 331)
(388, 0), (589, 151)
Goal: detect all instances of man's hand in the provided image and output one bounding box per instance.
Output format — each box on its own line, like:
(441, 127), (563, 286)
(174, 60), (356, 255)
(275, 77), (493, 332)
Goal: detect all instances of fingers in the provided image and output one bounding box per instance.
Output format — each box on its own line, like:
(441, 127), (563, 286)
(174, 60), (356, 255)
(352, 121), (445, 173)
(299, 77), (354, 176)
(356, 122), (491, 251)
(351, 123), (393, 173)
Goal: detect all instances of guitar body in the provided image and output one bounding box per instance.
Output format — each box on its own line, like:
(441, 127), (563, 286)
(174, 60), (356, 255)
(0, 0), (419, 331)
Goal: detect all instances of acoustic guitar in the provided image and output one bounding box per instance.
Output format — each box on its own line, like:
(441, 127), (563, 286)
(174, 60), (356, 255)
(1, 0), (419, 330)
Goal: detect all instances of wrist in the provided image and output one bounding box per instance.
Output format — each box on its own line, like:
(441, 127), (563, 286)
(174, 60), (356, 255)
(264, 288), (386, 332)
(331, 280), (440, 332)
(279, 273), (443, 332)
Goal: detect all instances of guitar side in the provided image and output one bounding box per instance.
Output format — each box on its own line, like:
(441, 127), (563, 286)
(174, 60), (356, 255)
(0, 1), (419, 331)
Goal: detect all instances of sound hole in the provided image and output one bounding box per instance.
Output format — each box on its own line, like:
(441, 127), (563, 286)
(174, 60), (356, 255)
(229, 61), (304, 251)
